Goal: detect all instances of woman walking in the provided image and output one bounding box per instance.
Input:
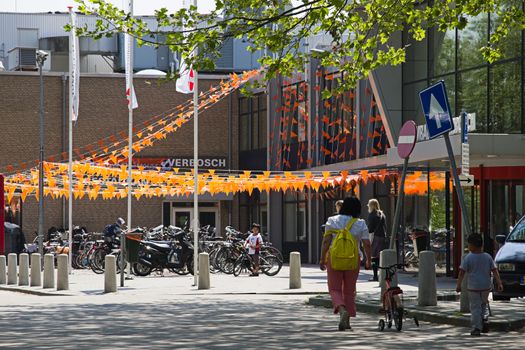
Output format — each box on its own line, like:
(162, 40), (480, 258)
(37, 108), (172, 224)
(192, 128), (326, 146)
(320, 197), (371, 331)
(367, 199), (387, 282)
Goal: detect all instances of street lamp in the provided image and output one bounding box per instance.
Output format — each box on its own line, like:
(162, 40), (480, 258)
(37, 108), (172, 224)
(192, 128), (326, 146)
(36, 50), (48, 258)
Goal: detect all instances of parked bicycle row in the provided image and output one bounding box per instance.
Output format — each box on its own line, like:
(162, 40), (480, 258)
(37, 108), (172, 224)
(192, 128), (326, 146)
(24, 219), (283, 278)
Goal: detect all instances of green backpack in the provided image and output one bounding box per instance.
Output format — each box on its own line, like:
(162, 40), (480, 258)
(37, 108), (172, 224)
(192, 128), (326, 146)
(328, 218), (359, 271)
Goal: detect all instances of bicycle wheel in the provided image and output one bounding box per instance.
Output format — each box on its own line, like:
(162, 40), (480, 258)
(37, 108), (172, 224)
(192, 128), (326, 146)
(391, 296), (403, 331)
(133, 262), (152, 276)
(233, 256), (251, 277)
(263, 246), (284, 263)
(90, 248), (106, 274)
(261, 254), (282, 276)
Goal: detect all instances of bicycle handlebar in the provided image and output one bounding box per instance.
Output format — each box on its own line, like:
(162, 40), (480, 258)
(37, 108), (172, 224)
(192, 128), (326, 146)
(378, 263), (407, 270)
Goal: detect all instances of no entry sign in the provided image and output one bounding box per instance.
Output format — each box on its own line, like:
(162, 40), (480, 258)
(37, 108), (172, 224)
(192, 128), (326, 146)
(397, 121), (417, 159)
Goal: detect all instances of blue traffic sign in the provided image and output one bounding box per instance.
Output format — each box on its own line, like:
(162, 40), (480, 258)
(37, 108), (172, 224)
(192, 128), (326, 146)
(419, 81), (454, 139)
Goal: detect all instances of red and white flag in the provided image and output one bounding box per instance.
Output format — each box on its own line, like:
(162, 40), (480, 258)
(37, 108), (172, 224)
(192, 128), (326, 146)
(176, 58), (194, 94)
(124, 32), (138, 109)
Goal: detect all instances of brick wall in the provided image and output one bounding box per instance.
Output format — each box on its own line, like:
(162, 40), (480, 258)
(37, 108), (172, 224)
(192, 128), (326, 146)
(0, 72), (243, 238)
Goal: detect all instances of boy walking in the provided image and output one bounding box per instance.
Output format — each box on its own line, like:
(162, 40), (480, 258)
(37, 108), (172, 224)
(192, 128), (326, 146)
(456, 233), (503, 336)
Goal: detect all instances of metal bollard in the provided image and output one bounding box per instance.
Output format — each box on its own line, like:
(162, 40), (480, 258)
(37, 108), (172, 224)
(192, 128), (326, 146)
(0, 256), (6, 284)
(379, 249), (397, 298)
(57, 254), (69, 291)
(418, 251), (437, 306)
(104, 255), (117, 293)
(18, 253), (29, 286)
(198, 253), (210, 290)
(7, 253), (17, 285)
(30, 253), (42, 287)
(289, 251), (301, 289)
(43, 254), (55, 289)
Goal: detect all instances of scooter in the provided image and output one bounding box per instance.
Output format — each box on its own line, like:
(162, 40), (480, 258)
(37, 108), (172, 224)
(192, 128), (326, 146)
(132, 230), (194, 276)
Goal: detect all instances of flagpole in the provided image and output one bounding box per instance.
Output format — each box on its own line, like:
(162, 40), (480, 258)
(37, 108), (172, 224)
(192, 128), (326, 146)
(192, 0), (199, 287)
(67, 6), (75, 273)
(123, 0), (134, 288)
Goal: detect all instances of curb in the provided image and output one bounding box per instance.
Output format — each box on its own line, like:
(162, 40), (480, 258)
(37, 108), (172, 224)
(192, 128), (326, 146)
(0, 285), (72, 297)
(308, 296), (525, 332)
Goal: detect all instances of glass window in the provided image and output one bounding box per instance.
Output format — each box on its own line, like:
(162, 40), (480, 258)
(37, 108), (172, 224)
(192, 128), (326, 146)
(240, 115), (250, 151)
(251, 112), (259, 148)
(490, 61), (521, 133)
(457, 14), (488, 70)
(458, 68), (488, 132)
(490, 6), (522, 61)
(431, 28), (456, 76)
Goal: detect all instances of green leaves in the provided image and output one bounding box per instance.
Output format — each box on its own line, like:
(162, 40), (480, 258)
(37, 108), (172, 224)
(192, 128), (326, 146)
(69, 0), (525, 90)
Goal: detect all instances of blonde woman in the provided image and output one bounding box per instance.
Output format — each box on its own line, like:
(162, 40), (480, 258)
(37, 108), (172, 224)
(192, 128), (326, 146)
(367, 199), (387, 282)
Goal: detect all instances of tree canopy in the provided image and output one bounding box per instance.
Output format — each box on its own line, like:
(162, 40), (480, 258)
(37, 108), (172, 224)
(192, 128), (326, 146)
(72, 0), (525, 92)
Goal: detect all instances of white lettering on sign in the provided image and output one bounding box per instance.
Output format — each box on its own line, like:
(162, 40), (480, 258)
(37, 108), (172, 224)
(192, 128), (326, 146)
(417, 113), (476, 142)
(159, 157), (228, 169)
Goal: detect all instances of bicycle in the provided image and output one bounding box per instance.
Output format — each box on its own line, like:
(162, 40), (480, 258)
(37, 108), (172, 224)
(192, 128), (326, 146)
(377, 263), (419, 332)
(233, 248), (282, 277)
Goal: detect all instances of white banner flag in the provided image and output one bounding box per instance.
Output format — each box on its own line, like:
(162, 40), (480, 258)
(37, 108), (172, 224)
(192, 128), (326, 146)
(70, 11), (80, 121)
(176, 57), (195, 94)
(124, 33), (138, 109)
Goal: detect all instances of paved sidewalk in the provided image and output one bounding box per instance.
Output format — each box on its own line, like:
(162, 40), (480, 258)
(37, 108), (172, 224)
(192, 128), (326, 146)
(0, 264), (458, 298)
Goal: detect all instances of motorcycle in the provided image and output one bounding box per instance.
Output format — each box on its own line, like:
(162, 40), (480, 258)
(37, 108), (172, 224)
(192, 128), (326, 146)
(132, 229), (194, 276)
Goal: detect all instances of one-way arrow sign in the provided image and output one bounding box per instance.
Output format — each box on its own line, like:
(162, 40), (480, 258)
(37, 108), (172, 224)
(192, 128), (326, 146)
(459, 174), (474, 187)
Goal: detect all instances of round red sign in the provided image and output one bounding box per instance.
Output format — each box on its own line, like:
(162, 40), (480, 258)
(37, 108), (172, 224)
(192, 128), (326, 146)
(397, 121), (417, 159)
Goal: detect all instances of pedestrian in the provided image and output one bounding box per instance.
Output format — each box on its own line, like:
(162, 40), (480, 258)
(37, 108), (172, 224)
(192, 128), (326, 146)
(104, 217), (125, 251)
(245, 223), (263, 277)
(367, 199), (387, 282)
(320, 196), (372, 331)
(456, 233), (504, 336)
(335, 200), (344, 215)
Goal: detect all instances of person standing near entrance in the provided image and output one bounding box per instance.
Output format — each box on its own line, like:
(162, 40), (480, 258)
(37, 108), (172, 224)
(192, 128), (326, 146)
(245, 223), (263, 277)
(367, 199), (387, 282)
(320, 197), (372, 331)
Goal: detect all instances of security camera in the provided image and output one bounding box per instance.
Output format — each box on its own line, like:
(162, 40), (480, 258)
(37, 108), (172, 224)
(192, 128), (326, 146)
(36, 50), (49, 59)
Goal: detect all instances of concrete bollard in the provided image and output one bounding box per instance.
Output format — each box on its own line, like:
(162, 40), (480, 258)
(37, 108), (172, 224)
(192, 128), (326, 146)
(418, 251), (437, 306)
(30, 253), (42, 287)
(379, 249), (397, 297)
(0, 256), (6, 285)
(289, 251), (302, 289)
(18, 253), (29, 286)
(104, 254), (117, 293)
(43, 254), (55, 289)
(7, 253), (17, 285)
(198, 253), (210, 290)
(57, 254), (69, 291)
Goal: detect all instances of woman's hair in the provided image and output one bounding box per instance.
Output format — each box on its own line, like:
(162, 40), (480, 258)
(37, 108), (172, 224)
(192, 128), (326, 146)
(367, 199), (380, 213)
(339, 196), (362, 217)
(335, 200), (344, 213)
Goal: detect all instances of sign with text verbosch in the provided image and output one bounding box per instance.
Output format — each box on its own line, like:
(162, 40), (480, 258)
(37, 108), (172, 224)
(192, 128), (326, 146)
(135, 157), (228, 169)
(419, 81), (454, 139)
(397, 121), (417, 159)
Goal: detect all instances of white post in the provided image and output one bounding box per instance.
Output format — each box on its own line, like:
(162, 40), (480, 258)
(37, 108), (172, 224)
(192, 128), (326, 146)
(122, 0), (135, 288)
(18, 253), (29, 286)
(0, 256), (6, 284)
(57, 254), (69, 290)
(198, 252), (210, 290)
(43, 253), (55, 289)
(104, 254), (117, 293)
(192, 0), (199, 288)
(7, 253), (17, 285)
(30, 253), (42, 287)
(418, 251), (437, 306)
(289, 251), (302, 289)
(67, 6), (76, 274)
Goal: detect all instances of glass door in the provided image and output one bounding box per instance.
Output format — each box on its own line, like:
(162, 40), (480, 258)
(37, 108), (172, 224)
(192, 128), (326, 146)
(173, 209), (193, 230)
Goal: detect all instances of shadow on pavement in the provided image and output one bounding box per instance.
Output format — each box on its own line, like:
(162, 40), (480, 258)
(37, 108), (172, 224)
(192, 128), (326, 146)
(0, 296), (521, 349)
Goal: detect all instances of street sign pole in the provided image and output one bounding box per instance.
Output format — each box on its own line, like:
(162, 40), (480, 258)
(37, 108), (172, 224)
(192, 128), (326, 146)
(390, 156), (409, 251)
(443, 133), (472, 238)
(390, 121), (418, 251)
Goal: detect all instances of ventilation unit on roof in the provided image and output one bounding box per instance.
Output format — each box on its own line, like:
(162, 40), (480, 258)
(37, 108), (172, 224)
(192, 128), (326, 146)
(7, 47), (51, 71)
